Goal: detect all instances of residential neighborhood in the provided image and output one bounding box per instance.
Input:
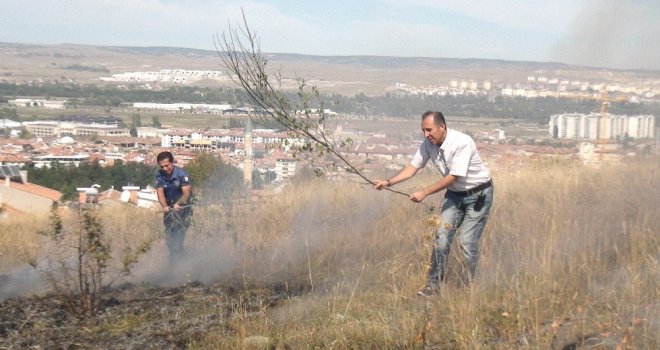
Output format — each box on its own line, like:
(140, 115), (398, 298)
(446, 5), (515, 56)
(1, 105), (656, 219)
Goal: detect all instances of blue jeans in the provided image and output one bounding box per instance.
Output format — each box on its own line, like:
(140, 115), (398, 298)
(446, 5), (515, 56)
(427, 185), (493, 286)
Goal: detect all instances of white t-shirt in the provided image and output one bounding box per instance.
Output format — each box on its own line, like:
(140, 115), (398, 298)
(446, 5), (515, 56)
(410, 128), (491, 192)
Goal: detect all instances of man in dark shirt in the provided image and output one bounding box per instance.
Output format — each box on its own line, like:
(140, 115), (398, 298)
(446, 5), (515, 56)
(155, 151), (193, 264)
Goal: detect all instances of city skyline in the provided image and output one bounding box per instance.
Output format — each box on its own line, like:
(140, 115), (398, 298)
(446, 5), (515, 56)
(1, 0), (659, 71)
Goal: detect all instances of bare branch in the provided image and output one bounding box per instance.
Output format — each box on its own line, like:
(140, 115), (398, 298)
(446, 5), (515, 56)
(215, 11), (411, 200)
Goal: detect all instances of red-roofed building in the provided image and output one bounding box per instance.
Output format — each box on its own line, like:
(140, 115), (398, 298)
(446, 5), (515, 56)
(173, 150), (197, 166)
(0, 177), (62, 216)
(0, 154), (32, 168)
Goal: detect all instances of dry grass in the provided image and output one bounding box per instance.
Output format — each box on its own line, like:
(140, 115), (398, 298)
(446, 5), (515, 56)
(1, 157), (658, 348)
(0, 213), (49, 271)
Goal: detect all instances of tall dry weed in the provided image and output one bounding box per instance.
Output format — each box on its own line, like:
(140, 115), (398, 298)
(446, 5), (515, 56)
(2, 157), (658, 348)
(196, 158), (659, 348)
(0, 213), (49, 272)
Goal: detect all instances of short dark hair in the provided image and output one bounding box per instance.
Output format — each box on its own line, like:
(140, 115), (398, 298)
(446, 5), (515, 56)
(156, 151), (174, 163)
(422, 111), (446, 127)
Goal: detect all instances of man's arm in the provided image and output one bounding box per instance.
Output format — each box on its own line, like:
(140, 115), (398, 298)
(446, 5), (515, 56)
(175, 184), (192, 208)
(410, 174), (457, 202)
(156, 187), (170, 213)
(374, 165), (420, 189)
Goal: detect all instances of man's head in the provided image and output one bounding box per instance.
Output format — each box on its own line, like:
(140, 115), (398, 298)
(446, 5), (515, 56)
(157, 151), (175, 176)
(421, 111), (447, 145)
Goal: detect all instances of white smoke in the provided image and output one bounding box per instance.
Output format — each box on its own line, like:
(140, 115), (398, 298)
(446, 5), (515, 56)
(549, 0), (660, 70)
(0, 265), (49, 302)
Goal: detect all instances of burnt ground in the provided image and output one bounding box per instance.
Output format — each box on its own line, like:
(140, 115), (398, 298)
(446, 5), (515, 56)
(0, 281), (291, 349)
(0, 281), (651, 349)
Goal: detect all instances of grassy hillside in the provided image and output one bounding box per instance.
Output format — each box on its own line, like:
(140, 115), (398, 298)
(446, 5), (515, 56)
(1, 157), (658, 348)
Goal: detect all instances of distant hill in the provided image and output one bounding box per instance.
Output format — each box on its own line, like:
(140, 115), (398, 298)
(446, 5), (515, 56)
(106, 45), (218, 57)
(264, 53), (574, 70)
(93, 44), (660, 73)
(1, 42), (657, 96)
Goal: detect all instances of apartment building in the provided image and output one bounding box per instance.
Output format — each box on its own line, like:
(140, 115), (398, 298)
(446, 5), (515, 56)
(23, 121), (130, 138)
(160, 128), (303, 150)
(549, 113), (656, 140)
(275, 158), (297, 180)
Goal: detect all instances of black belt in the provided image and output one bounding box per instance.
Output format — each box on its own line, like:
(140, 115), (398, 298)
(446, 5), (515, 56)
(448, 180), (492, 197)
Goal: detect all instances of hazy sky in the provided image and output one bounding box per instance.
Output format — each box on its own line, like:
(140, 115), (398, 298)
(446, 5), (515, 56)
(1, 0), (658, 70)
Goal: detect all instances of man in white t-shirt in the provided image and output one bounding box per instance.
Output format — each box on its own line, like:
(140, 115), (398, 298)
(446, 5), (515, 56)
(374, 111), (494, 296)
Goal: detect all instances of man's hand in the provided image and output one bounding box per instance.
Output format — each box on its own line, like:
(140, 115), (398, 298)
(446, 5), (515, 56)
(410, 190), (427, 203)
(172, 203), (182, 212)
(373, 179), (390, 190)
(162, 205), (172, 213)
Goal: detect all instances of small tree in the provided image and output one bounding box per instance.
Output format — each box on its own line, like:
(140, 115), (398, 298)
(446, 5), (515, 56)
(185, 152), (246, 202)
(19, 128), (31, 139)
(130, 113), (142, 136)
(152, 116), (162, 128)
(34, 204), (151, 318)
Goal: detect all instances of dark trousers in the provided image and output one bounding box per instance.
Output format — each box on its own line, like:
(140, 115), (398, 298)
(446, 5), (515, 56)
(163, 208), (192, 264)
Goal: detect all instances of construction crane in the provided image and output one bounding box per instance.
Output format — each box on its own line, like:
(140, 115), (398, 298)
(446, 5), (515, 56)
(596, 84), (627, 160)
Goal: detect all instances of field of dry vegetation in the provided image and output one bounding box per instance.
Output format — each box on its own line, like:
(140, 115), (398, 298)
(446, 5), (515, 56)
(1, 157), (658, 349)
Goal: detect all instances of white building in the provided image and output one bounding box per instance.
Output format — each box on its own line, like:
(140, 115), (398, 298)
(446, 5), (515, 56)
(23, 121), (129, 138)
(1, 119), (22, 129)
(579, 114), (599, 140)
(628, 115), (656, 138)
(136, 187), (159, 209)
(275, 158), (297, 180)
(133, 102), (232, 114)
(550, 113), (656, 140)
(8, 99), (66, 109)
(551, 113), (581, 139)
(32, 154), (90, 168)
(100, 69), (227, 84)
(160, 128), (303, 150)
(136, 127), (167, 138)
